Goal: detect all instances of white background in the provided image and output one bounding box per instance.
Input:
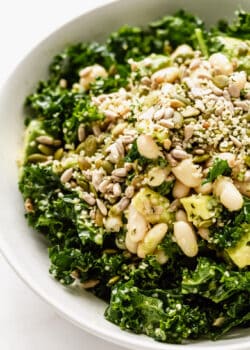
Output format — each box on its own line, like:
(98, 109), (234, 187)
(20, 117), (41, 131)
(0, 1), (127, 349)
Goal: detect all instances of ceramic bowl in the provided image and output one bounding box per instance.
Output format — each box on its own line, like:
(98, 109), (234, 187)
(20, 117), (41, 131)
(0, 0), (249, 349)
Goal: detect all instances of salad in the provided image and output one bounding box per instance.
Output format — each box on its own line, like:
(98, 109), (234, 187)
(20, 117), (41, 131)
(19, 10), (250, 344)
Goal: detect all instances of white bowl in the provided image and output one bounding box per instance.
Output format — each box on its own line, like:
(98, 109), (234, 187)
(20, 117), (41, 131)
(0, 0), (249, 349)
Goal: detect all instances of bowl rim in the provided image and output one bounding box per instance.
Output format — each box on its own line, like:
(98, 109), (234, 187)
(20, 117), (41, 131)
(0, 1), (250, 349)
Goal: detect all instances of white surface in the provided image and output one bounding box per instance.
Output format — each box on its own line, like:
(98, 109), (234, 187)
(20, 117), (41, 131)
(0, 1), (124, 349)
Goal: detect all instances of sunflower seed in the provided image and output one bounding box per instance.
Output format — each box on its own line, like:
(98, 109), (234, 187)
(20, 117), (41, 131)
(36, 135), (54, 145)
(116, 197), (130, 212)
(96, 199), (108, 216)
(159, 119), (175, 129)
(125, 185), (135, 199)
(81, 279), (100, 289)
(113, 183), (122, 197)
(98, 179), (110, 193)
(166, 154), (178, 167)
(184, 125), (194, 141)
(24, 198), (34, 213)
(78, 124), (86, 142)
(229, 135), (242, 148)
(171, 149), (188, 160)
(60, 168), (73, 183)
(112, 168), (127, 177)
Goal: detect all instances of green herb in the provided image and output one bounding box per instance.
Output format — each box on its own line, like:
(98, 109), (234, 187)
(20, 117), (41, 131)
(203, 158), (232, 184)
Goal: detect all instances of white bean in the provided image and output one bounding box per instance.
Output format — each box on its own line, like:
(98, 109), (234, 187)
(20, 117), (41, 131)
(137, 223), (168, 258)
(104, 216), (123, 232)
(147, 167), (167, 187)
(228, 71), (247, 98)
(137, 134), (161, 159)
(213, 177), (244, 211)
(172, 180), (190, 198)
(173, 221), (198, 257)
(127, 204), (148, 242)
(175, 209), (188, 222)
(209, 53), (233, 76)
(125, 233), (138, 254)
(194, 182), (213, 195)
(234, 181), (250, 198)
(172, 158), (202, 188)
(198, 227), (210, 241)
(171, 44), (193, 59)
(79, 64), (107, 90)
(155, 249), (169, 264)
(152, 67), (179, 84)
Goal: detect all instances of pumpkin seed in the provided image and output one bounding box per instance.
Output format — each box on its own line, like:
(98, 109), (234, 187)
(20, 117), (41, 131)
(38, 144), (54, 156)
(27, 153), (49, 163)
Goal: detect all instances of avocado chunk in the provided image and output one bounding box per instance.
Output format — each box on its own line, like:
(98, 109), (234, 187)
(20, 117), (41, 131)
(132, 187), (173, 224)
(180, 194), (221, 228)
(226, 226), (250, 268)
(22, 119), (46, 163)
(134, 54), (171, 76)
(218, 36), (250, 75)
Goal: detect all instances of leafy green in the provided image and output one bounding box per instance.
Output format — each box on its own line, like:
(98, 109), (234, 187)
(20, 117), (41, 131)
(49, 247), (96, 285)
(216, 11), (250, 40)
(49, 42), (114, 86)
(150, 9), (204, 49)
(210, 197), (250, 249)
(26, 83), (85, 138)
(203, 158), (232, 184)
(105, 281), (210, 344)
(182, 257), (250, 303)
(124, 140), (148, 167)
(211, 292), (250, 340)
(154, 180), (174, 196)
(63, 97), (104, 144)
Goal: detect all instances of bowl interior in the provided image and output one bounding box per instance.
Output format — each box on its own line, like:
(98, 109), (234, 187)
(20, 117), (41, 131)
(0, 0), (250, 349)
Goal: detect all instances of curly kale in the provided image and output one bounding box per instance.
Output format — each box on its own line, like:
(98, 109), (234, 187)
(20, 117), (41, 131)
(105, 281), (211, 344)
(181, 257), (250, 303)
(210, 197), (250, 249)
(216, 11), (250, 40)
(150, 9), (205, 49)
(203, 158), (232, 184)
(49, 42), (115, 85)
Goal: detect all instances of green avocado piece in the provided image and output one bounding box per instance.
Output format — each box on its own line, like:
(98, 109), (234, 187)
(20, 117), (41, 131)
(218, 36), (250, 75)
(135, 54), (171, 76)
(22, 119), (46, 162)
(132, 187), (173, 224)
(180, 194), (220, 228)
(226, 226), (250, 268)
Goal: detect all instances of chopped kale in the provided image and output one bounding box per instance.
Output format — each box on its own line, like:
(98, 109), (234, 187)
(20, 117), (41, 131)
(210, 197), (250, 249)
(204, 158), (232, 184)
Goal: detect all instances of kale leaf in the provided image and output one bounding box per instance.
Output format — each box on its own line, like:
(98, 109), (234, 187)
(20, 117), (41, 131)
(210, 197), (250, 249)
(216, 11), (250, 40)
(203, 158), (232, 184)
(25, 83), (85, 138)
(105, 281), (210, 344)
(49, 42), (115, 86)
(182, 257), (250, 303)
(63, 97), (104, 144)
(150, 10), (205, 49)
